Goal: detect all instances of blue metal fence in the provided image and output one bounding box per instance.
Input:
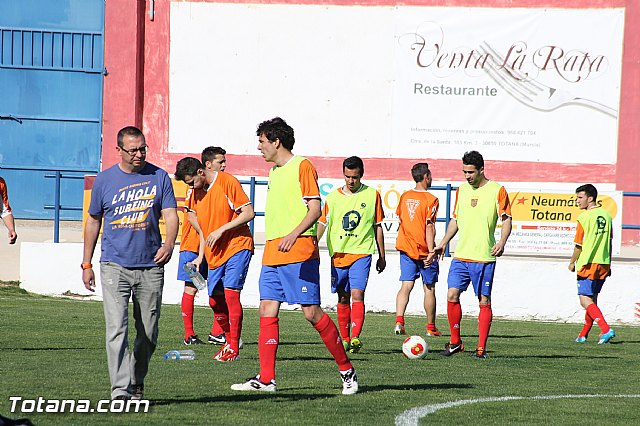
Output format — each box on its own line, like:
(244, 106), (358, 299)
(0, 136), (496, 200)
(22, 174), (640, 247)
(0, 165), (95, 242)
(622, 192), (640, 230)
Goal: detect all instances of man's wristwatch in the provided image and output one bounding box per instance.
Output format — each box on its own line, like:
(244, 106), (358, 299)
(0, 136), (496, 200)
(81, 263), (93, 270)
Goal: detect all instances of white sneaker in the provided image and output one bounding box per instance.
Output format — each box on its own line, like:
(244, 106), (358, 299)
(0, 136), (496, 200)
(231, 375), (276, 392)
(340, 368), (358, 395)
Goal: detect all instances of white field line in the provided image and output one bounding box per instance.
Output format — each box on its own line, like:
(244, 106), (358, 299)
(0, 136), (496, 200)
(395, 394), (640, 426)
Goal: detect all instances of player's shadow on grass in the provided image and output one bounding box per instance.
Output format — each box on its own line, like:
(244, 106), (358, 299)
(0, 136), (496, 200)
(278, 342), (324, 346)
(489, 334), (537, 339)
(152, 392), (337, 405)
(365, 383), (473, 392)
(502, 354), (618, 360)
(0, 347), (92, 351)
(277, 355), (352, 362)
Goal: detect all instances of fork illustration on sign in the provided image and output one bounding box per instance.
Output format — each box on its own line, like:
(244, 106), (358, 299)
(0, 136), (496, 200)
(479, 42), (617, 118)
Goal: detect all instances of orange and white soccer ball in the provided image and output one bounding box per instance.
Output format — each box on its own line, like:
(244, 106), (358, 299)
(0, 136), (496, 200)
(402, 335), (429, 359)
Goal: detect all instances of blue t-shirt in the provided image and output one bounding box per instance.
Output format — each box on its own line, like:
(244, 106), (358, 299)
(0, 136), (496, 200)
(88, 162), (177, 267)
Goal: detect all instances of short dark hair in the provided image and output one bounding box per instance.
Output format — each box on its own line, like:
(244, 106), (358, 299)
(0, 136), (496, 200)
(256, 117), (295, 151)
(411, 162), (430, 183)
(462, 150), (484, 170)
(576, 184), (598, 202)
(343, 156), (364, 177)
(175, 157), (204, 182)
(117, 126), (145, 147)
(201, 146), (226, 165)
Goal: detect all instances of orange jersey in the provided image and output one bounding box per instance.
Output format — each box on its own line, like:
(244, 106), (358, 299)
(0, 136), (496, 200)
(179, 188), (202, 253)
(320, 187), (384, 268)
(193, 171), (254, 268)
(263, 158), (320, 266)
(395, 189), (439, 260)
(574, 221), (611, 279)
(0, 177), (12, 218)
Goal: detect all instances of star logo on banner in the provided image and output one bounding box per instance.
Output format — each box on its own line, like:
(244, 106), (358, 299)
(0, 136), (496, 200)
(517, 196), (528, 205)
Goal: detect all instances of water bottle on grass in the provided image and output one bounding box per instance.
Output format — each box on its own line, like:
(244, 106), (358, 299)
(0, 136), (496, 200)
(164, 349), (196, 360)
(183, 262), (207, 291)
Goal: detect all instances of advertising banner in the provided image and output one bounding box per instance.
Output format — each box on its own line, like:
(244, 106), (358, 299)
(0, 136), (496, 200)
(393, 7), (624, 164)
(170, 3), (624, 166)
(507, 189), (622, 255)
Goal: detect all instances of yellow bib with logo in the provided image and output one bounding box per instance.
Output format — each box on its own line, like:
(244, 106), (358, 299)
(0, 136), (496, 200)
(324, 185), (377, 256)
(576, 207), (612, 270)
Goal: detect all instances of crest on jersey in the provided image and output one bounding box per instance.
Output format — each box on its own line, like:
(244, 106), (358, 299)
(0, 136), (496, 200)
(470, 198), (478, 207)
(406, 199), (420, 221)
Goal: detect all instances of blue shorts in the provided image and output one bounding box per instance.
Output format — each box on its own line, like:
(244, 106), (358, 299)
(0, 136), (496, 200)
(399, 251), (439, 285)
(177, 251), (208, 282)
(447, 259), (496, 297)
(577, 277), (606, 296)
(206, 249), (252, 295)
(259, 259), (321, 305)
(331, 255), (372, 294)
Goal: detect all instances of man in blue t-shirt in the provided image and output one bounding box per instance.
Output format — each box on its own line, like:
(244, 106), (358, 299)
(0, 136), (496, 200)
(82, 126), (179, 400)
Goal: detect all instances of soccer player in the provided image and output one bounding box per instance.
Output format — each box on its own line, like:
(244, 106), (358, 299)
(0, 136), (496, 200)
(0, 176), (18, 244)
(317, 156), (386, 353)
(176, 146), (231, 346)
(434, 150), (512, 359)
(394, 163), (441, 337)
(569, 184), (615, 344)
(201, 146), (227, 172)
(231, 117), (358, 394)
(175, 157), (255, 361)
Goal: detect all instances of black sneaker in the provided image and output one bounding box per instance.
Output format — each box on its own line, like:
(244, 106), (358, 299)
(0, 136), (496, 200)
(439, 342), (464, 357)
(208, 333), (227, 345)
(184, 335), (204, 345)
(131, 384), (144, 400)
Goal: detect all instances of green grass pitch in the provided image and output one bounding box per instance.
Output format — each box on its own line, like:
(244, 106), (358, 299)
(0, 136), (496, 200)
(1, 283), (639, 425)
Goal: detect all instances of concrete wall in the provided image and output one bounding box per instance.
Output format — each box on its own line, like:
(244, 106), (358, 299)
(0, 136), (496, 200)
(20, 242), (640, 325)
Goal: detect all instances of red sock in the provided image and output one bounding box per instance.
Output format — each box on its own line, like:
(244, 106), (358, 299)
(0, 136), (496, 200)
(477, 304), (493, 349)
(314, 313), (352, 371)
(351, 301), (365, 338)
(336, 303), (351, 341)
(579, 311), (594, 338)
(210, 293), (230, 334)
(224, 289), (243, 352)
(258, 317), (279, 383)
(395, 315), (405, 326)
(427, 323), (437, 332)
(447, 301), (462, 344)
(208, 296), (224, 335)
(586, 304), (610, 334)
(181, 292), (195, 339)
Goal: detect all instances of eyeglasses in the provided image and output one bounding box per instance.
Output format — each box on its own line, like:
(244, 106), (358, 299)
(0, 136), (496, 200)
(120, 145), (148, 156)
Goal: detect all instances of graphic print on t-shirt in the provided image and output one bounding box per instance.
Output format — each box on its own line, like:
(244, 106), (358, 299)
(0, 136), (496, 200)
(108, 181), (157, 230)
